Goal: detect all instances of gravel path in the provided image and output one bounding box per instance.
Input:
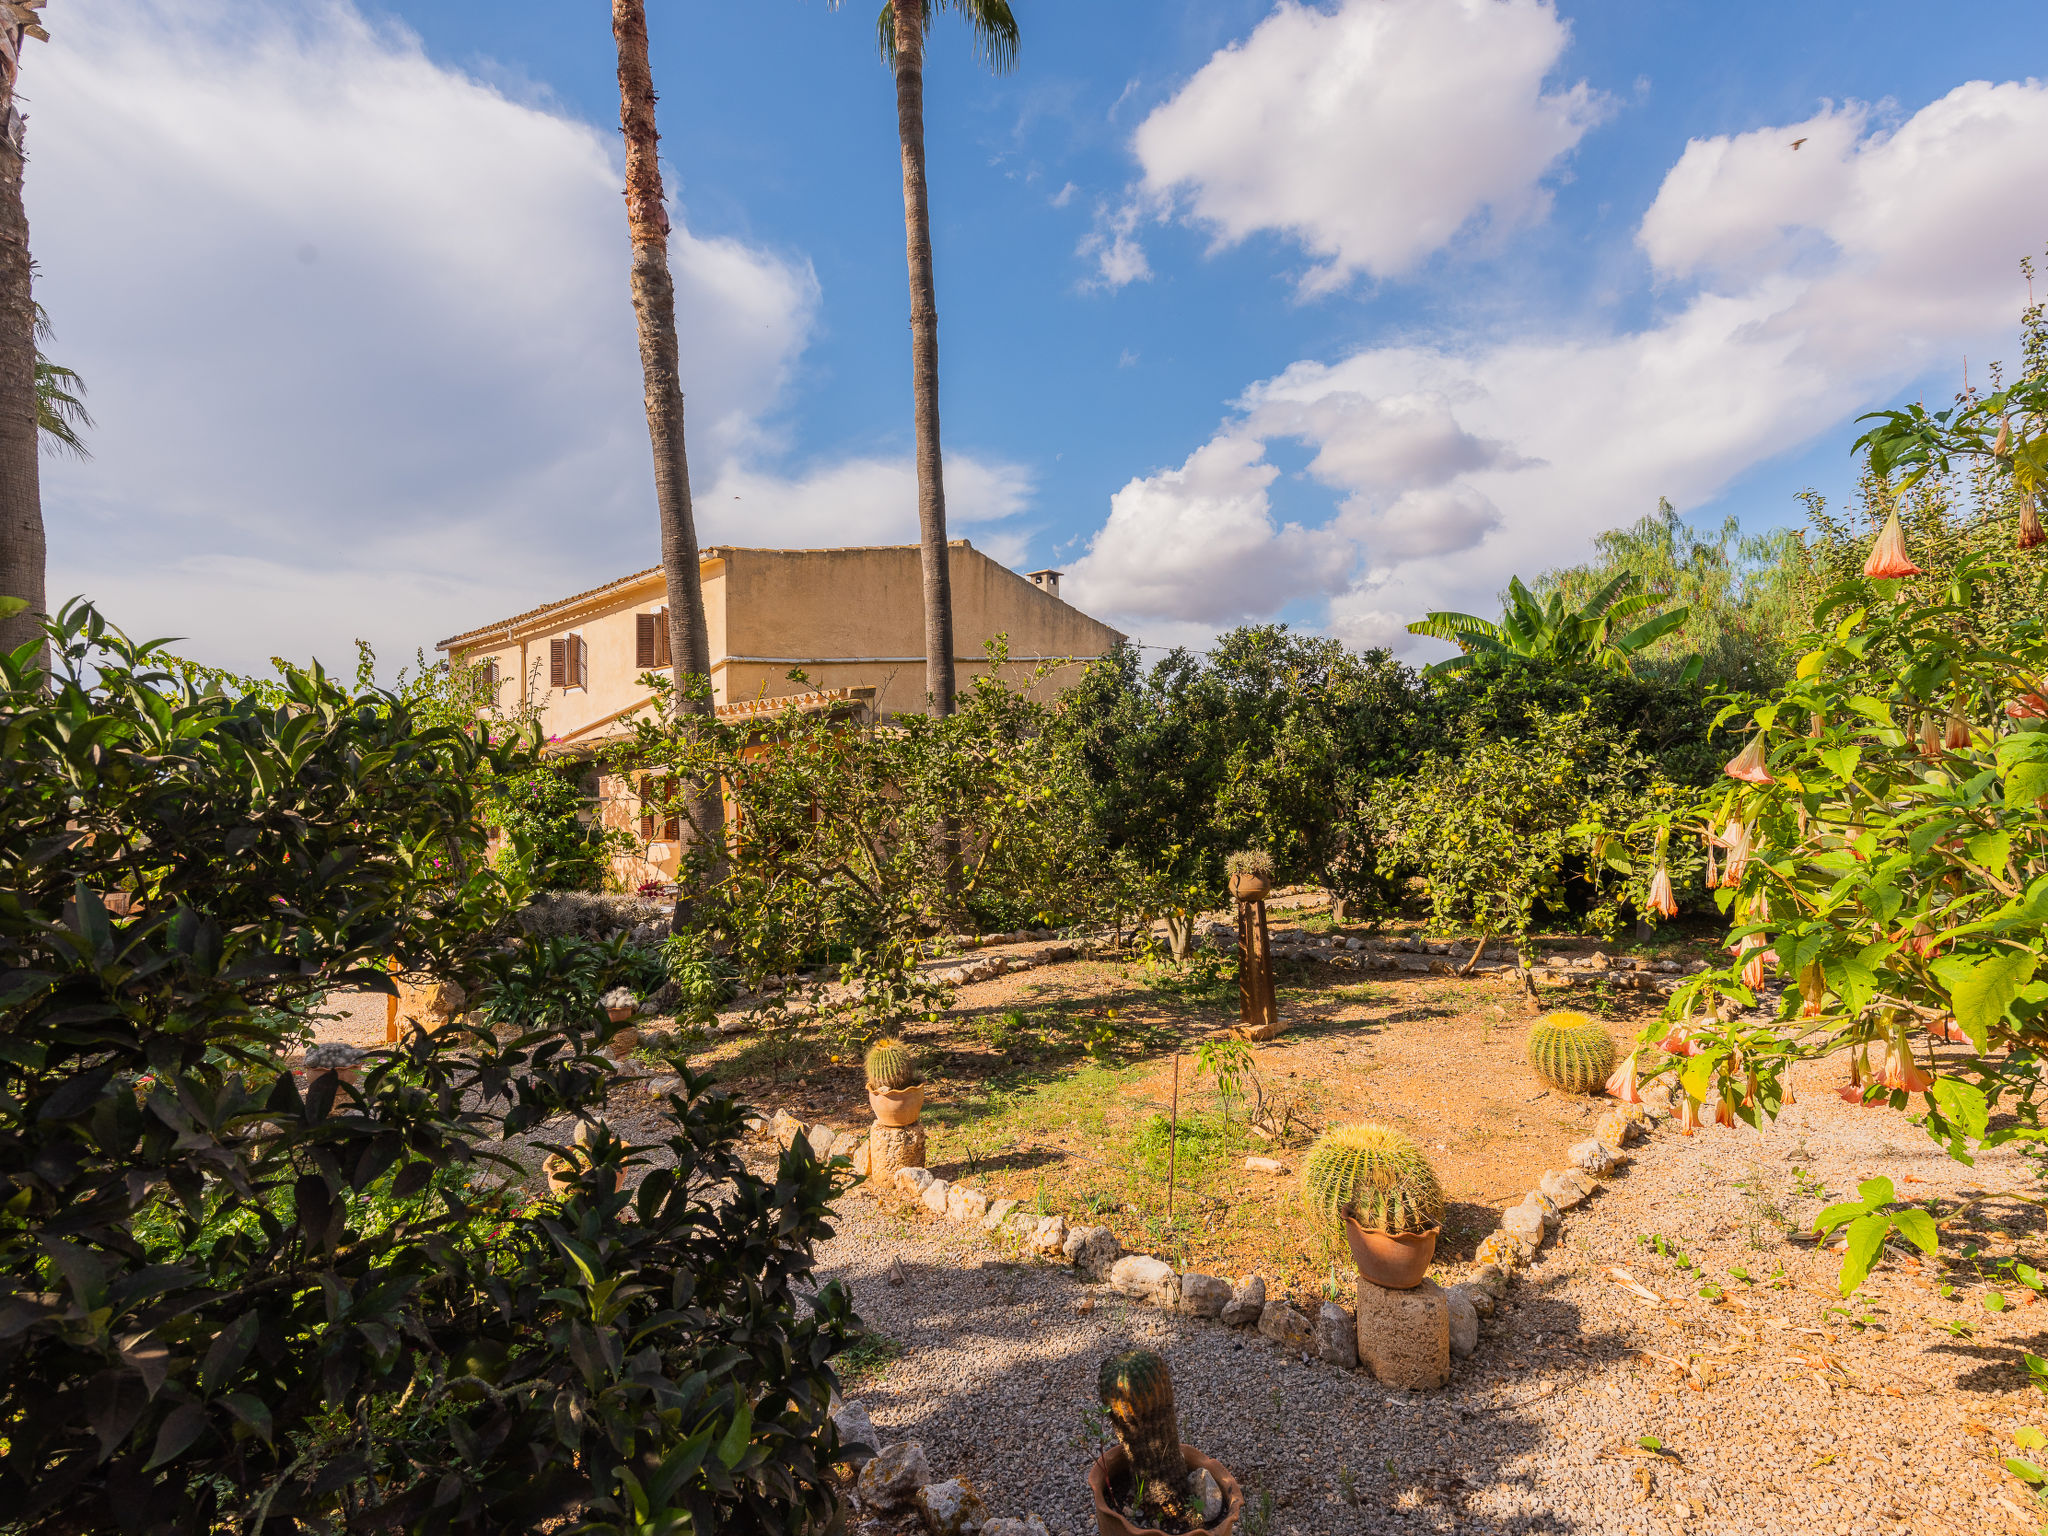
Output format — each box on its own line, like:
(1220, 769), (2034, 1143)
(816, 1053), (2048, 1536)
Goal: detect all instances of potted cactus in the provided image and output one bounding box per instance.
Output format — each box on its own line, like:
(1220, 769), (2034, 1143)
(1526, 1010), (1615, 1095)
(1088, 1349), (1241, 1535)
(1301, 1122), (1443, 1290)
(865, 1037), (924, 1127)
(1224, 848), (1273, 903)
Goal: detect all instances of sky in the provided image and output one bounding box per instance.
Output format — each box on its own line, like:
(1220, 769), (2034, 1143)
(23, 0), (2048, 673)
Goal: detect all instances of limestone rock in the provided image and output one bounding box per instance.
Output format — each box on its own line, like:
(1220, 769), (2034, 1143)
(870, 1125), (928, 1183)
(1447, 1280), (1494, 1320)
(1446, 1287), (1479, 1359)
(1466, 1264), (1509, 1300)
(833, 1400), (879, 1466)
(915, 1477), (987, 1536)
(395, 974), (466, 1024)
(805, 1124), (841, 1161)
(1189, 1467), (1225, 1524)
(850, 1139), (871, 1179)
(1257, 1298), (1316, 1351)
(1316, 1300), (1359, 1368)
(1220, 1275), (1266, 1327)
(1355, 1275), (1450, 1390)
(921, 1178), (953, 1216)
(1524, 1191), (1562, 1227)
(1243, 1155), (1287, 1175)
(894, 1165), (936, 1196)
(945, 1186), (990, 1223)
(1062, 1224), (1123, 1279)
(1593, 1110), (1637, 1150)
(982, 1520), (1051, 1536)
(856, 1441), (930, 1510)
(770, 1110), (806, 1150)
(1025, 1215), (1068, 1258)
(1474, 1230), (1533, 1271)
(1539, 1168), (1594, 1208)
(1568, 1138), (1625, 1175)
(981, 1197), (1019, 1231)
(1179, 1272), (1231, 1318)
(1110, 1255), (1179, 1307)
(1501, 1202), (1546, 1247)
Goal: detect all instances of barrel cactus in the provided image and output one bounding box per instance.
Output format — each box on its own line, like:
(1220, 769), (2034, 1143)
(864, 1038), (917, 1090)
(1527, 1011), (1616, 1094)
(1098, 1348), (1188, 1517)
(1300, 1122), (1442, 1235)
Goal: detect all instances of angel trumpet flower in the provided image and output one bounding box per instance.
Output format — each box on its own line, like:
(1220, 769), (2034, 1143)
(1918, 713), (1943, 759)
(1720, 820), (1753, 886)
(1713, 1094), (1738, 1129)
(1798, 962), (1826, 1018)
(1881, 1018), (1935, 1094)
(1678, 1092), (1702, 1135)
(2020, 497), (2046, 552)
(1863, 509), (1925, 579)
(1724, 735), (1773, 784)
(1927, 1015), (1968, 1044)
(1945, 701), (1971, 751)
(1702, 845), (1718, 890)
(1836, 1048), (1868, 1104)
(1605, 1049), (1643, 1103)
(1994, 418), (2012, 457)
(1739, 939), (1775, 992)
(2009, 685), (2048, 720)
(1647, 864), (1678, 919)
(1659, 1020), (1700, 1057)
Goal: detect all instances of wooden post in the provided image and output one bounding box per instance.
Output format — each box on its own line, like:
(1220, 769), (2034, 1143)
(1167, 1051), (1179, 1223)
(1237, 892), (1280, 1038)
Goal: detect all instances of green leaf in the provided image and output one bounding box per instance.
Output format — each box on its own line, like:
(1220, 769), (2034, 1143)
(1855, 1176), (1898, 1208)
(2005, 1457), (2046, 1485)
(1986, 1290), (2010, 1313)
(1637, 1435), (1662, 1451)
(1930, 1078), (1990, 1146)
(1840, 1211), (1889, 1295)
(1932, 949), (2037, 1051)
(2017, 1427), (2046, 1451)
(1814, 1199), (1868, 1238)
(715, 1401), (754, 1469)
(1967, 830), (2013, 874)
(1890, 1207), (1939, 1256)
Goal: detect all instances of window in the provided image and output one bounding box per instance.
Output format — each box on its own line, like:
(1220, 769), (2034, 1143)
(477, 658), (500, 693)
(638, 774), (681, 842)
(635, 609), (672, 669)
(548, 633), (587, 690)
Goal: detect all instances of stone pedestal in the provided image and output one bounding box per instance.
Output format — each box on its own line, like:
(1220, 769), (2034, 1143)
(868, 1123), (926, 1183)
(1355, 1275), (1450, 1390)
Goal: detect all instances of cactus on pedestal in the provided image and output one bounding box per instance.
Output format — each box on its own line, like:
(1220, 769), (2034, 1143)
(864, 1038), (917, 1090)
(1526, 1011), (1615, 1094)
(1300, 1122), (1442, 1235)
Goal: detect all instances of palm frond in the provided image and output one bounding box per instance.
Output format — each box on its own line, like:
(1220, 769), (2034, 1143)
(35, 354), (91, 460)
(1405, 611), (1500, 646)
(874, 0), (1017, 72)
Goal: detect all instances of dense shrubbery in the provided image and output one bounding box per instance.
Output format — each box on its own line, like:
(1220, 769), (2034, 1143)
(0, 601), (854, 1534)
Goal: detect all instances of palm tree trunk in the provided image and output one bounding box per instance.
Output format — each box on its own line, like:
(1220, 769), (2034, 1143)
(890, 0), (955, 716)
(0, 16), (44, 665)
(610, 0), (724, 924)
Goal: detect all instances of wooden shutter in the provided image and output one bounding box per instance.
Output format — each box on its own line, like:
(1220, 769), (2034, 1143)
(549, 638), (566, 688)
(638, 775), (655, 840)
(636, 613), (657, 669)
(655, 609), (672, 666)
(662, 775), (680, 841)
(568, 634), (586, 688)
(481, 658), (499, 690)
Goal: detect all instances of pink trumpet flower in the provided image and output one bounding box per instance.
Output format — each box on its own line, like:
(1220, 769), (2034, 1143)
(1724, 736), (1773, 784)
(1740, 942), (1775, 991)
(1881, 1021), (1934, 1094)
(1927, 1015), (1968, 1044)
(1835, 1048), (1868, 1104)
(1719, 820), (1752, 885)
(1605, 1050), (1642, 1103)
(1660, 1021), (1700, 1057)
(1647, 864), (1678, 919)
(1863, 509), (1924, 579)
(1944, 703), (1970, 751)
(1702, 845), (1718, 890)
(2022, 498), (2047, 552)
(1678, 1093), (1701, 1135)
(1713, 1095), (1737, 1129)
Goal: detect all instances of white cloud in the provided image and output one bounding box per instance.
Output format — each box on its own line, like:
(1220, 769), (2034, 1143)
(1128, 0), (1606, 291)
(1077, 197), (1154, 290)
(1069, 78), (2048, 650)
(702, 453), (1035, 563)
(28, 0), (1028, 674)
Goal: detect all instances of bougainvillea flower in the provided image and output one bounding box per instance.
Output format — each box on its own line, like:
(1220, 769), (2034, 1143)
(1647, 864), (1678, 918)
(1605, 1050), (1642, 1103)
(1724, 736), (1773, 784)
(2019, 498), (2045, 551)
(1863, 510), (1924, 579)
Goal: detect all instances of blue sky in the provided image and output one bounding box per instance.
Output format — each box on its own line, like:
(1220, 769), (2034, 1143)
(26, 0), (2048, 670)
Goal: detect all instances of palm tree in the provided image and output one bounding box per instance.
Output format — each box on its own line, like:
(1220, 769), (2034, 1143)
(35, 305), (92, 459)
(0, 7), (47, 661)
(609, 0), (724, 917)
(875, 0), (1018, 715)
(1407, 574), (1694, 679)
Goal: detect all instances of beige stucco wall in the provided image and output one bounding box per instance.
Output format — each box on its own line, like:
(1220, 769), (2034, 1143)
(437, 541), (1122, 745)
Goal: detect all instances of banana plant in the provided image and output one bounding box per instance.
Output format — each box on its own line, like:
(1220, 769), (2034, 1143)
(1406, 573), (1696, 679)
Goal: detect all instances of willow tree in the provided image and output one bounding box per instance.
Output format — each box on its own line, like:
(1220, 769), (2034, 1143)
(877, 0), (1018, 715)
(0, 5), (46, 660)
(610, 0), (724, 918)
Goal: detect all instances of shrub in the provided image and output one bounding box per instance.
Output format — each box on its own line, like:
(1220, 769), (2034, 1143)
(0, 602), (855, 1534)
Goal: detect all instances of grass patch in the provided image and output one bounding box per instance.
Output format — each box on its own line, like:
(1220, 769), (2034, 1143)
(835, 1329), (905, 1391)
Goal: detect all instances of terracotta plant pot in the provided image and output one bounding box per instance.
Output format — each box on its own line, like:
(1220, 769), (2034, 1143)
(869, 1084), (925, 1127)
(1344, 1218), (1438, 1290)
(1087, 1444), (1243, 1536)
(1229, 872), (1271, 903)
(607, 1005), (636, 1024)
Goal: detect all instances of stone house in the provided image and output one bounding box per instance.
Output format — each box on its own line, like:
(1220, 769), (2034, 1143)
(436, 541), (1123, 888)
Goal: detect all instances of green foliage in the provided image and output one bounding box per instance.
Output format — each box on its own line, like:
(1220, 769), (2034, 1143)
(1526, 1010), (1616, 1094)
(1361, 707), (1683, 947)
(1534, 498), (1805, 692)
(0, 602), (856, 1534)
(1096, 1349), (1187, 1516)
(1408, 571), (1694, 679)
(1813, 1177), (1939, 1296)
(1299, 1123), (1442, 1235)
(659, 927), (738, 1026)
(484, 764), (620, 894)
(1225, 848), (1274, 881)
(863, 1037), (917, 1090)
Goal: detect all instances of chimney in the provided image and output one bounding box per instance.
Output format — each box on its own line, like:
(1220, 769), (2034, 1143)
(1026, 568), (1062, 597)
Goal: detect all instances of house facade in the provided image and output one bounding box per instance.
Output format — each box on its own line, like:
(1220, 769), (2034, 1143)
(435, 542), (1125, 888)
